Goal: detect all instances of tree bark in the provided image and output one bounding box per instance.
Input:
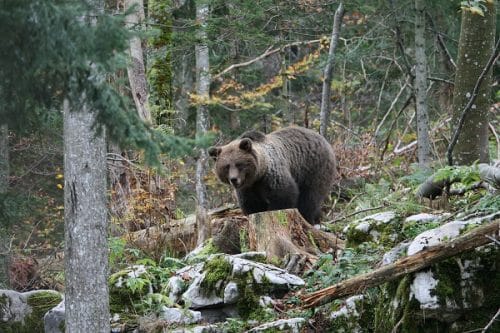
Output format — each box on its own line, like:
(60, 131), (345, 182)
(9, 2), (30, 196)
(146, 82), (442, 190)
(0, 124), (10, 288)
(414, 0), (431, 167)
(195, 1), (211, 245)
(63, 98), (109, 332)
(248, 209), (344, 270)
(319, 3), (344, 138)
(302, 220), (499, 308)
(125, 0), (152, 124)
(450, 3), (496, 165)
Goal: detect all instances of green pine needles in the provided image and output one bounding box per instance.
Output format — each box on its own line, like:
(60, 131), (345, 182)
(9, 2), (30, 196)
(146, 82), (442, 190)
(0, 0), (202, 166)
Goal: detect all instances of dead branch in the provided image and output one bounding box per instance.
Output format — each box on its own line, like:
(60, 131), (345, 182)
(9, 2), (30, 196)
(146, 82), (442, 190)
(301, 220), (499, 308)
(213, 39), (322, 80)
(319, 2), (345, 137)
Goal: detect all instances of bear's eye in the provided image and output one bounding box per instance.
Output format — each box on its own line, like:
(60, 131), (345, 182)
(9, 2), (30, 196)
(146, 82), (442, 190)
(235, 163), (244, 169)
(223, 164), (230, 171)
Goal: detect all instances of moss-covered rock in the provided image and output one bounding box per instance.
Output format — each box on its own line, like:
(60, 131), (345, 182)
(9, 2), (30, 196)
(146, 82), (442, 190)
(344, 211), (401, 247)
(0, 289), (62, 333)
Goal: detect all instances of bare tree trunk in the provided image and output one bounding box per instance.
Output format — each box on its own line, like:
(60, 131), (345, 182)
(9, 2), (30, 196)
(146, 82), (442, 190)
(195, 1), (211, 245)
(414, 0), (431, 167)
(450, 2), (496, 165)
(64, 99), (109, 333)
(125, 0), (151, 124)
(0, 124), (10, 288)
(319, 3), (344, 138)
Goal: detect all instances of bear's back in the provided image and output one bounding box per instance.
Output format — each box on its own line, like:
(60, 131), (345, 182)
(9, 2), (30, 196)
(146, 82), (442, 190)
(260, 127), (336, 189)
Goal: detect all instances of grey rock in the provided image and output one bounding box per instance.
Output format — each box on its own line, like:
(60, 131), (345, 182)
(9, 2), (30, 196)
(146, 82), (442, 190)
(404, 213), (440, 223)
(247, 318), (306, 332)
(159, 306), (202, 324)
(382, 241), (411, 265)
(360, 211), (396, 224)
(0, 289), (62, 332)
(182, 273), (224, 309)
(223, 282), (239, 304)
(44, 299), (65, 333)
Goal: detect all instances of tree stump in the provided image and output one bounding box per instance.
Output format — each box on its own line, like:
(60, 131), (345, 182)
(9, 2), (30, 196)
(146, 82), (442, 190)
(247, 209), (344, 270)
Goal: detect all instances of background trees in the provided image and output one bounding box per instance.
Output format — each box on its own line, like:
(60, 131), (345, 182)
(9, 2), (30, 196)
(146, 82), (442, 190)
(0, 0), (498, 330)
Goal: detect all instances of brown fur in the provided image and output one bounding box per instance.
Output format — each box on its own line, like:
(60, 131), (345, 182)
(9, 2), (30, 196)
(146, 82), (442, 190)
(209, 126), (336, 224)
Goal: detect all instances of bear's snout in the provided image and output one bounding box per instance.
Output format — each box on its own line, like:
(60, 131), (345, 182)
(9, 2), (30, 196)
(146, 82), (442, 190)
(229, 177), (237, 185)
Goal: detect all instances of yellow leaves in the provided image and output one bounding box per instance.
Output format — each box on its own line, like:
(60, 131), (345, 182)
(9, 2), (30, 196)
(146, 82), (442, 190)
(190, 47), (323, 110)
(464, 6), (485, 16)
(55, 173), (64, 190)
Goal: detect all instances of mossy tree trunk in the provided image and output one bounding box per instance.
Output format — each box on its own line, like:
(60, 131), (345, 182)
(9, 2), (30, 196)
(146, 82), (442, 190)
(451, 3), (496, 165)
(0, 124), (10, 288)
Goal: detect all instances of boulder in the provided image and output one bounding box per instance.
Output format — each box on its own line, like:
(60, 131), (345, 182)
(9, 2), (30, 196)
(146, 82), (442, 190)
(0, 289), (62, 333)
(43, 299), (65, 333)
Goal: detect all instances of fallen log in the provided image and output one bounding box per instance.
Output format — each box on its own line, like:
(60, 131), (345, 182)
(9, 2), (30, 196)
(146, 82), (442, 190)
(416, 164), (500, 199)
(248, 209), (344, 270)
(125, 205), (239, 257)
(301, 220), (499, 308)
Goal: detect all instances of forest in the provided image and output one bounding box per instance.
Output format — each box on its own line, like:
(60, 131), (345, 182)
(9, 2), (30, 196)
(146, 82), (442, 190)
(0, 0), (499, 332)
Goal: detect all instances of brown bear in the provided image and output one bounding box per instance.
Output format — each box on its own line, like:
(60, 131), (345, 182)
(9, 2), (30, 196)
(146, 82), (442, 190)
(208, 126), (336, 224)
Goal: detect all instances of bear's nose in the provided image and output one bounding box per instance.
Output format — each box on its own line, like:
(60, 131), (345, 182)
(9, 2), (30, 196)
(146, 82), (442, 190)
(230, 177), (238, 186)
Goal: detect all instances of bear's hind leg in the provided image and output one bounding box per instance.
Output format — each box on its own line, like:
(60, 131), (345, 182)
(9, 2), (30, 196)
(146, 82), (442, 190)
(297, 189), (326, 224)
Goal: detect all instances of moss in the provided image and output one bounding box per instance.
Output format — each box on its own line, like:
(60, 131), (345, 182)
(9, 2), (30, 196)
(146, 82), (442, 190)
(345, 226), (373, 247)
(0, 291), (62, 333)
(239, 229), (249, 252)
(276, 211), (288, 226)
(200, 255), (232, 297)
(431, 259), (462, 306)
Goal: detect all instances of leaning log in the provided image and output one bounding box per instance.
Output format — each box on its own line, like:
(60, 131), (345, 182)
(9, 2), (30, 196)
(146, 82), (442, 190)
(247, 209), (344, 270)
(301, 220), (499, 308)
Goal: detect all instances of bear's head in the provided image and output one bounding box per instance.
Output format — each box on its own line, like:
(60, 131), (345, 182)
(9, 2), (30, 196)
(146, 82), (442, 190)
(208, 138), (259, 189)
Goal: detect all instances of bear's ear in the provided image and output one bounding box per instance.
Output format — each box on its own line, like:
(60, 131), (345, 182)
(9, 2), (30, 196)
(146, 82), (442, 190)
(208, 147), (221, 160)
(239, 138), (253, 152)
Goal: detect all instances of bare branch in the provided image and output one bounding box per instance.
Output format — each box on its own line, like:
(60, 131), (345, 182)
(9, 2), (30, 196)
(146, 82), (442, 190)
(213, 39), (322, 80)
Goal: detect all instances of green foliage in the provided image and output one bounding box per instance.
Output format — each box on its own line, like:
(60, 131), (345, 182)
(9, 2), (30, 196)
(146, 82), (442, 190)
(201, 255), (232, 296)
(0, 0), (204, 167)
(401, 221), (441, 240)
(433, 165), (480, 186)
(399, 164), (434, 188)
(108, 256), (186, 316)
(471, 193), (500, 213)
(306, 243), (382, 292)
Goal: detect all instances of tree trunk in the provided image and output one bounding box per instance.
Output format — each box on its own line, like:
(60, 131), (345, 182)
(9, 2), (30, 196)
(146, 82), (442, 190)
(414, 0), (431, 167)
(302, 219), (499, 308)
(0, 124), (10, 288)
(247, 209), (344, 270)
(319, 3), (344, 138)
(451, 3), (496, 165)
(63, 98), (109, 332)
(195, 1), (211, 245)
(125, 0), (151, 124)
